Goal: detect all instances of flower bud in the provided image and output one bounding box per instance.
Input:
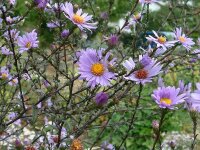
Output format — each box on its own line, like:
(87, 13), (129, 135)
(95, 92), (109, 105)
(152, 120), (159, 130)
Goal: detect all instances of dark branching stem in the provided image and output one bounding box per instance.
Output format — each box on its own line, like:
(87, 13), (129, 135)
(152, 109), (167, 150)
(190, 111), (198, 150)
(117, 83), (143, 149)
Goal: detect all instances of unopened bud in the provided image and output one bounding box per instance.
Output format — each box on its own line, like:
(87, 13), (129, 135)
(152, 120), (159, 130)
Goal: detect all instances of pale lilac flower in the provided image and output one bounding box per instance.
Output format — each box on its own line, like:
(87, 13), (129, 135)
(178, 80), (191, 95)
(128, 12), (142, 27)
(47, 98), (53, 107)
(158, 77), (165, 87)
(146, 31), (177, 50)
(155, 48), (166, 56)
(3, 29), (20, 41)
(173, 27), (195, 50)
(34, 0), (48, 9)
(1, 46), (13, 55)
(0, 66), (10, 80)
(139, 0), (158, 4)
(8, 76), (18, 86)
(47, 21), (61, 28)
(61, 29), (69, 38)
(197, 38), (200, 46)
(22, 73), (31, 80)
(123, 56), (162, 84)
(187, 83), (200, 112)
(152, 86), (187, 109)
(8, 112), (21, 125)
(152, 120), (159, 129)
(193, 49), (200, 58)
(104, 34), (119, 47)
(100, 12), (109, 20)
(17, 30), (39, 53)
(139, 54), (152, 67)
(0, 18), (2, 24)
(77, 48), (116, 87)
(62, 2), (97, 31)
(101, 141), (115, 150)
(8, 0), (16, 5)
(95, 92), (109, 105)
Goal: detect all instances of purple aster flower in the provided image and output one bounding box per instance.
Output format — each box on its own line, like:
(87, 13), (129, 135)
(61, 29), (69, 38)
(0, 66), (10, 80)
(17, 29), (39, 53)
(77, 48), (116, 87)
(47, 98), (53, 107)
(1, 46), (13, 55)
(8, 112), (21, 125)
(8, 0), (16, 5)
(100, 12), (109, 20)
(62, 2), (97, 31)
(123, 56), (162, 85)
(15, 139), (22, 148)
(152, 120), (159, 130)
(197, 38), (200, 46)
(193, 49), (200, 59)
(128, 12), (142, 27)
(47, 21), (62, 28)
(101, 141), (115, 150)
(139, 54), (152, 67)
(104, 34), (119, 47)
(187, 83), (200, 112)
(178, 80), (191, 95)
(95, 92), (109, 105)
(173, 27), (195, 50)
(8, 76), (18, 86)
(3, 29), (20, 41)
(139, 0), (158, 4)
(146, 31), (177, 50)
(152, 86), (187, 109)
(34, 0), (48, 9)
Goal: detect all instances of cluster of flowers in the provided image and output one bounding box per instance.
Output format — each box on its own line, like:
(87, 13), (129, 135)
(1, 0), (200, 149)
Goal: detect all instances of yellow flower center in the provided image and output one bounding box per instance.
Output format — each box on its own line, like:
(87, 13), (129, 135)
(160, 98), (172, 105)
(1, 73), (8, 79)
(12, 79), (17, 84)
(179, 36), (186, 43)
(73, 14), (84, 24)
(134, 13), (141, 20)
(91, 63), (104, 76)
(135, 69), (148, 79)
(158, 36), (166, 44)
(26, 42), (31, 48)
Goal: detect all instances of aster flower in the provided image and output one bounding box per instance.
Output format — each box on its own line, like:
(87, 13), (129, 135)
(8, 0), (16, 5)
(197, 38), (200, 46)
(47, 21), (62, 28)
(139, 0), (158, 4)
(193, 49), (200, 59)
(8, 112), (21, 125)
(17, 30), (39, 53)
(101, 141), (115, 150)
(123, 55), (162, 84)
(187, 83), (200, 112)
(128, 12), (142, 27)
(173, 27), (195, 50)
(0, 66), (10, 80)
(77, 48), (116, 87)
(95, 92), (109, 105)
(104, 34), (119, 47)
(34, 0), (48, 9)
(62, 2), (97, 31)
(152, 86), (187, 109)
(1, 46), (13, 55)
(3, 29), (20, 41)
(8, 76), (18, 86)
(146, 31), (177, 50)
(61, 29), (69, 38)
